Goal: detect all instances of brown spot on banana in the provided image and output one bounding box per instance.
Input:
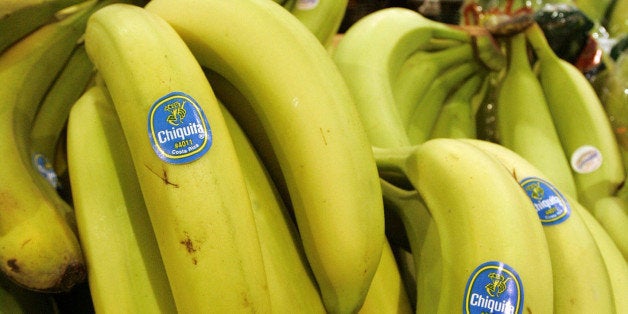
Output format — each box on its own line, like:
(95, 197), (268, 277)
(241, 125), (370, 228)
(145, 164), (179, 187)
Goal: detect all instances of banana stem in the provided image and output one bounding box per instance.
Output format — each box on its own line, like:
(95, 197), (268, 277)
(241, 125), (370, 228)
(524, 22), (556, 62)
(507, 31), (532, 72)
(372, 145), (416, 176)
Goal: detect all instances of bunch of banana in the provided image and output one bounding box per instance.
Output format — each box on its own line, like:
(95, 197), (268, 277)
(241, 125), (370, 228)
(373, 139), (554, 313)
(144, 0), (385, 312)
(331, 7), (505, 148)
(0, 0), (119, 293)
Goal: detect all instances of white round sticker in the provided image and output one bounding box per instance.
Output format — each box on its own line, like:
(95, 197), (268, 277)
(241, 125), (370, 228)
(570, 145), (603, 174)
(296, 0), (319, 10)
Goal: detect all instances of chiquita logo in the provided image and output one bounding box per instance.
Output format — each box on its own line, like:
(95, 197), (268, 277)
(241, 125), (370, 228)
(463, 261), (523, 314)
(519, 177), (571, 225)
(148, 91), (212, 164)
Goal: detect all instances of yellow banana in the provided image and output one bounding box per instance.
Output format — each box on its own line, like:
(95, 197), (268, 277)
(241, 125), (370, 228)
(592, 196), (628, 260)
(66, 83), (177, 313)
(220, 101), (326, 313)
(0, 0), (108, 292)
(332, 7), (472, 148)
(0, 0), (87, 53)
(429, 72), (488, 139)
(496, 31), (578, 198)
(525, 22), (626, 209)
(146, 0), (384, 312)
(30, 43), (94, 190)
(289, 0), (349, 47)
(84, 4), (271, 312)
(375, 140), (554, 313)
(462, 138), (616, 313)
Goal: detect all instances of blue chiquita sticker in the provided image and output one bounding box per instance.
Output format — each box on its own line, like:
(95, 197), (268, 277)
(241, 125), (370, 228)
(147, 91), (212, 164)
(463, 261), (523, 314)
(519, 177), (571, 225)
(32, 153), (59, 188)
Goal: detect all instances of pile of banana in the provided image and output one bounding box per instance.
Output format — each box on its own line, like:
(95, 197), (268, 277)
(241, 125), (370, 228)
(0, 0), (626, 313)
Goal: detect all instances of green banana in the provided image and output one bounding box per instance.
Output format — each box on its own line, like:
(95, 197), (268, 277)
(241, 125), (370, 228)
(405, 61), (482, 144)
(415, 217), (441, 314)
(0, 274), (56, 313)
(332, 7), (472, 148)
(220, 101), (326, 313)
(0, 0), (87, 53)
(577, 199), (628, 314)
(592, 196), (628, 260)
(375, 139), (554, 313)
(606, 0), (628, 37)
(462, 138), (616, 313)
(525, 22), (626, 209)
(392, 42), (479, 129)
(66, 83), (177, 313)
(84, 4), (271, 312)
(429, 72), (488, 139)
(289, 0), (349, 47)
(30, 43), (94, 190)
(496, 31), (578, 198)
(0, 0), (108, 292)
(145, 0), (385, 312)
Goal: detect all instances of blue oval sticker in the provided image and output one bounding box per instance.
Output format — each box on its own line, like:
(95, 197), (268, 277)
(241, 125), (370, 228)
(519, 177), (571, 225)
(147, 92), (212, 164)
(463, 261), (523, 314)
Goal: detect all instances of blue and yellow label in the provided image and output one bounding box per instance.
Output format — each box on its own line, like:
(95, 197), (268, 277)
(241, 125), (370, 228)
(520, 177), (571, 225)
(463, 261), (523, 314)
(147, 92), (211, 164)
(32, 153), (58, 188)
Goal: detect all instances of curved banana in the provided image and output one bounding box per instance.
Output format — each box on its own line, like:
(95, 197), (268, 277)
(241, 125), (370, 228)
(66, 83), (177, 313)
(0, 275), (56, 313)
(405, 61), (483, 144)
(30, 43), (94, 190)
(145, 0), (385, 312)
(375, 139), (554, 313)
(0, 0), (87, 53)
(462, 138), (616, 313)
(220, 101), (326, 313)
(84, 4), (271, 312)
(525, 22), (626, 209)
(0, 0), (107, 292)
(592, 196), (628, 260)
(577, 199), (628, 314)
(332, 7), (472, 148)
(429, 72), (488, 139)
(289, 0), (349, 47)
(496, 31), (578, 198)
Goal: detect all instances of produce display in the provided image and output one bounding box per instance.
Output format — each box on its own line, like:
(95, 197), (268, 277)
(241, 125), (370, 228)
(0, 0), (625, 313)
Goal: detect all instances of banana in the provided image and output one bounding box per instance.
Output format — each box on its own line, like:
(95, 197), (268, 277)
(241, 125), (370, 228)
(289, 0), (349, 47)
(0, 0), (109, 292)
(392, 42), (479, 129)
(577, 198), (628, 314)
(496, 31), (578, 198)
(525, 22), (626, 209)
(66, 83), (177, 313)
(415, 217), (441, 314)
(30, 43), (94, 190)
(429, 72), (488, 139)
(220, 101), (326, 313)
(592, 196), (628, 260)
(375, 139), (554, 313)
(332, 7), (472, 148)
(606, 0), (628, 37)
(404, 62), (483, 144)
(0, 0), (87, 53)
(145, 0), (385, 312)
(0, 274), (56, 313)
(84, 4), (271, 312)
(462, 138), (616, 313)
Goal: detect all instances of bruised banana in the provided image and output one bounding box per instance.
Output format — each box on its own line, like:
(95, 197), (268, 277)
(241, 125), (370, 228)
(289, 0), (348, 47)
(0, 0), (109, 292)
(462, 138), (616, 313)
(84, 4), (271, 312)
(146, 0), (385, 312)
(0, 0), (87, 53)
(220, 101), (326, 313)
(66, 83), (177, 313)
(374, 139), (554, 313)
(525, 22), (626, 211)
(496, 32), (577, 198)
(332, 7), (472, 148)
(30, 43), (94, 190)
